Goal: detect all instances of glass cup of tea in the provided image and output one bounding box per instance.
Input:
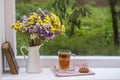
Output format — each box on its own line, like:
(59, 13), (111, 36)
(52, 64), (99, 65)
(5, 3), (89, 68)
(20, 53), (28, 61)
(58, 49), (75, 70)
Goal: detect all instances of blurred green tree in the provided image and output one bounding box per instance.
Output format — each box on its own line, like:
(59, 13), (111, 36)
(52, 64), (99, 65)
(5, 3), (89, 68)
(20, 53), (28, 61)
(109, 0), (120, 46)
(52, 0), (91, 36)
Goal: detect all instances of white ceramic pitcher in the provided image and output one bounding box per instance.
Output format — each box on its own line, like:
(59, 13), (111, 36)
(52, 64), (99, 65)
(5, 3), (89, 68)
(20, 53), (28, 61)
(20, 45), (42, 73)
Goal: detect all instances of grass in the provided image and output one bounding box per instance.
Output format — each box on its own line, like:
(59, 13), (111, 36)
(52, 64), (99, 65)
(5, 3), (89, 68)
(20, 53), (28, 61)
(16, 1), (120, 56)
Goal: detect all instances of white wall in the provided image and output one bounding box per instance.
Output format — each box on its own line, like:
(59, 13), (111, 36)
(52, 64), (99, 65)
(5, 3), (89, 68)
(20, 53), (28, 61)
(0, 0), (5, 77)
(4, 0), (16, 55)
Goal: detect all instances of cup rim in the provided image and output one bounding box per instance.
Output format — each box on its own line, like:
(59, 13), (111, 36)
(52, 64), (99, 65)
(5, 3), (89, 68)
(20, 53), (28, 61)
(58, 49), (71, 53)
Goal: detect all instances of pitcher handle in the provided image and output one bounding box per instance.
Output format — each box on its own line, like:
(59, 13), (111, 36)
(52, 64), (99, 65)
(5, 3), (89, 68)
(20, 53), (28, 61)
(20, 46), (28, 61)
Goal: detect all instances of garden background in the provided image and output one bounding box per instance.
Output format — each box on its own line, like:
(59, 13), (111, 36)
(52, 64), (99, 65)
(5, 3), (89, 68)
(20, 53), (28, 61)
(16, 0), (120, 56)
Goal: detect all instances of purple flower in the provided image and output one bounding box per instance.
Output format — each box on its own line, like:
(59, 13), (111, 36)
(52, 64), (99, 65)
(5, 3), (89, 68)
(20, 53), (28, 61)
(41, 14), (44, 21)
(34, 25), (41, 33)
(27, 28), (34, 33)
(36, 10), (40, 14)
(44, 10), (48, 15)
(37, 27), (47, 36)
(37, 27), (43, 34)
(42, 30), (47, 36)
(20, 19), (24, 23)
(36, 8), (42, 14)
(48, 32), (55, 39)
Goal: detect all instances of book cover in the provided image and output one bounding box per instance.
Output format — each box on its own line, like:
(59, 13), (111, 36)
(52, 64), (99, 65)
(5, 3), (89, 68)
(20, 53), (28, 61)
(2, 42), (19, 74)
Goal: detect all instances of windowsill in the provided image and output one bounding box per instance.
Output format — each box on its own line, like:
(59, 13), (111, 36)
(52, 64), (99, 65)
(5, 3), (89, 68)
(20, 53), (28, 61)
(16, 56), (120, 67)
(1, 67), (120, 80)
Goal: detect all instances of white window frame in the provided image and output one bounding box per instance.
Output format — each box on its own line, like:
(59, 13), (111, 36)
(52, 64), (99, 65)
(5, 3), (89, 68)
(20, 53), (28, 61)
(4, 0), (120, 68)
(0, 0), (5, 76)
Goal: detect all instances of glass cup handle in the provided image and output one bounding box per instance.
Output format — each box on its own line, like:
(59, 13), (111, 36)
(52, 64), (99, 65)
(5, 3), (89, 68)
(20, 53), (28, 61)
(71, 53), (76, 71)
(20, 46), (28, 61)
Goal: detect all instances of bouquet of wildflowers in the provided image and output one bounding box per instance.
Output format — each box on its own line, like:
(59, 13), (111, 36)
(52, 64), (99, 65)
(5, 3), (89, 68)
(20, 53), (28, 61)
(12, 8), (65, 46)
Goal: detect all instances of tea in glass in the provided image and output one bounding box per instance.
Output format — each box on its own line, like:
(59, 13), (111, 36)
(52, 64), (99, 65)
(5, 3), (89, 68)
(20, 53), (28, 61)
(58, 50), (71, 69)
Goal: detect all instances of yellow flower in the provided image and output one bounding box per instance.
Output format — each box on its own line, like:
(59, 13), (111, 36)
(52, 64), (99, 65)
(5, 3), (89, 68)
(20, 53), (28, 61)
(50, 25), (57, 33)
(43, 15), (51, 24)
(61, 25), (65, 34)
(26, 13), (38, 25)
(50, 13), (61, 27)
(36, 19), (43, 26)
(11, 21), (21, 31)
(29, 12), (37, 19)
(26, 20), (34, 25)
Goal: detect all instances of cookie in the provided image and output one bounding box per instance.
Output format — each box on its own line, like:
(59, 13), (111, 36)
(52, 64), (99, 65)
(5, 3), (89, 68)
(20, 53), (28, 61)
(79, 67), (89, 73)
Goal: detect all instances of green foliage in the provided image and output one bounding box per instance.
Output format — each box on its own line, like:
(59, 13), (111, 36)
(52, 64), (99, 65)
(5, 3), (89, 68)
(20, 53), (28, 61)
(40, 33), (115, 56)
(16, 0), (52, 20)
(16, 0), (120, 56)
(51, 0), (91, 36)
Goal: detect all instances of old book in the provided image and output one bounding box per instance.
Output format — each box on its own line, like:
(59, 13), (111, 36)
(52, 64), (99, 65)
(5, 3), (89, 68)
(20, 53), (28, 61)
(2, 42), (19, 74)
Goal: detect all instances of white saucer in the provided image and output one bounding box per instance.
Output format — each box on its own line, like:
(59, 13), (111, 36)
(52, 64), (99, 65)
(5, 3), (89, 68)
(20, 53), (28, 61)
(54, 66), (75, 72)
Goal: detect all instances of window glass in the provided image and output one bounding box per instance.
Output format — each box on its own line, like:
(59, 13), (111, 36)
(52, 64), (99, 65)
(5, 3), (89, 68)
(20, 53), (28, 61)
(16, 0), (120, 56)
